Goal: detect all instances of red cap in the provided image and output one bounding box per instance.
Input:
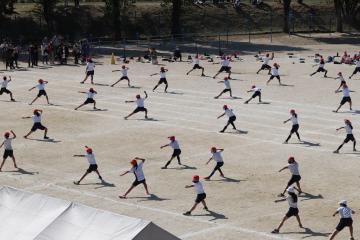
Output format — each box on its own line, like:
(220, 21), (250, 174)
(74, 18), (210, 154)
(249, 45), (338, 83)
(192, 175), (199, 182)
(4, 132), (10, 138)
(274, 63), (278, 66)
(345, 119), (351, 124)
(288, 156), (295, 161)
(89, 88), (94, 92)
(223, 105), (228, 110)
(338, 72), (342, 75)
(343, 84), (348, 88)
(160, 67), (164, 71)
(38, 79), (44, 84)
(266, 53), (269, 57)
(168, 136), (175, 141)
(86, 147), (93, 154)
(136, 94), (140, 99)
(211, 147), (217, 152)
(290, 109), (295, 114)
(130, 159), (137, 166)
(224, 77), (228, 80)
(33, 109), (39, 114)
(122, 65), (126, 69)
(252, 85), (256, 88)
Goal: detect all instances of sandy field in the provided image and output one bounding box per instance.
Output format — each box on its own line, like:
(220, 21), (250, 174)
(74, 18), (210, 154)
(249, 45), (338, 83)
(1, 34), (360, 240)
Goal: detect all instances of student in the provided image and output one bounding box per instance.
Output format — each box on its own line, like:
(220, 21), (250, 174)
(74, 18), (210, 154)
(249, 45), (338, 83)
(214, 77), (232, 99)
(333, 119), (356, 153)
(124, 91), (148, 119)
(183, 175), (208, 216)
(111, 65), (131, 87)
(244, 85), (261, 104)
(266, 63), (281, 85)
(283, 109), (301, 143)
(349, 59), (360, 79)
(213, 56), (231, 79)
(218, 105), (237, 133)
(256, 53), (273, 75)
(152, 67), (169, 93)
(80, 58), (95, 84)
(74, 88), (98, 110)
(310, 56), (328, 77)
(28, 79), (50, 105)
(73, 146), (103, 185)
(186, 55), (205, 76)
(0, 130), (17, 171)
(333, 84), (352, 112)
(23, 109), (49, 139)
(335, 72), (346, 92)
(0, 76), (15, 102)
(160, 136), (182, 169)
(278, 156), (302, 197)
(271, 186), (303, 234)
(204, 147), (224, 180)
(119, 157), (150, 198)
(328, 200), (355, 240)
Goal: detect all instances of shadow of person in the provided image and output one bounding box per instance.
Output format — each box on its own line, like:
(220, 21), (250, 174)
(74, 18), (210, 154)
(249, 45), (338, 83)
(181, 164), (197, 170)
(209, 177), (243, 183)
(13, 167), (39, 175)
(136, 193), (170, 202)
(27, 138), (62, 143)
(299, 192), (324, 201)
(94, 179), (116, 189)
(281, 227), (331, 238)
(290, 140), (321, 147)
(192, 209), (228, 221)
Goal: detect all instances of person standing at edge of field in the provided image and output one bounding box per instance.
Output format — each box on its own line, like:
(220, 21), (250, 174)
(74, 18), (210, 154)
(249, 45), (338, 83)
(81, 58), (95, 84)
(124, 91), (148, 120)
(283, 109), (301, 144)
(0, 76), (15, 102)
(119, 157), (150, 199)
(333, 119), (356, 153)
(310, 56), (328, 77)
(278, 156), (302, 197)
(111, 65), (131, 87)
(73, 146), (103, 185)
(28, 79), (50, 105)
(204, 147), (225, 180)
(333, 84), (352, 113)
(213, 56), (232, 79)
(151, 67), (169, 93)
(183, 175), (209, 216)
(0, 130), (18, 171)
(160, 136), (182, 169)
(328, 200), (355, 240)
(218, 105), (237, 133)
(271, 186), (304, 234)
(186, 55), (205, 76)
(23, 109), (49, 139)
(267, 63), (282, 85)
(214, 77), (233, 99)
(257, 52), (274, 75)
(244, 85), (262, 104)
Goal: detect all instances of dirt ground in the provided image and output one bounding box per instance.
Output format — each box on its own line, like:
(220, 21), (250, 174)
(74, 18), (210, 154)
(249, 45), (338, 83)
(0, 34), (360, 240)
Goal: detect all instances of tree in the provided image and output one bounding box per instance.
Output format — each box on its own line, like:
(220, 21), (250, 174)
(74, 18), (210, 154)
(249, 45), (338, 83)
(0, 0), (15, 19)
(35, 0), (58, 31)
(171, 0), (182, 37)
(334, 0), (360, 32)
(334, 0), (343, 32)
(105, 0), (121, 39)
(282, 0), (291, 33)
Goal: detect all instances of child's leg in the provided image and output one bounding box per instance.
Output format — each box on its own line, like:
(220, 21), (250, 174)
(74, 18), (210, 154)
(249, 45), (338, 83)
(75, 103), (85, 110)
(353, 139), (356, 151)
(95, 169), (102, 179)
(164, 84), (168, 92)
(295, 215), (303, 227)
(349, 100), (352, 110)
(285, 132), (293, 142)
(45, 94), (50, 104)
(176, 155), (181, 165)
(275, 216), (288, 231)
(44, 128), (48, 138)
(0, 158), (6, 171)
(164, 156), (175, 168)
(11, 156), (17, 168)
(76, 171), (89, 184)
(295, 131), (301, 140)
(189, 202), (199, 213)
(82, 75), (88, 83)
(143, 182), (150, 195)
(201, 200), (208, 209)
(9, 91), (14, 101)
(121, 185), (135, 198)
(29, 96), (39, 105)
(296, 181), (302, 193)
(93, 100), (97, 109)
(349, 225), (354, 239)
(90, 75), (94, 84)
(186, 69), (193, 75)
(24, 130), (34, 138)
(329, 230), (339, 240)
(221, 122), (230, 132)
(229, 89), (233, 97)
(230, 121), (236, 130)
(111, 80), (121, 87)
(153, 84), (159, 91)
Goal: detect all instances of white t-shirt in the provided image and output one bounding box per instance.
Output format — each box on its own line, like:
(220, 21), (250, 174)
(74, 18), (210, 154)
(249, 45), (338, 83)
(319, 60), (325, 68)
(262, 56), (270, 65)
(121, 69), (128, 77)
(3, 138), (12, 150)
(1, 80), (9, 88)
(86, 153), (96, 165)
(130, 161), (145, 181)
(345, 125), (353, 134)
(338, 76), (345, 82)
(194, 59), (200, 65)
(36, 83), (45, 90)
(271, 67), (279, 76)
(291, 115), (298, 125)
(194, 181), (205, 194)
(212, 152), (223, 163)
(221, 59), (230, 67)
(136, 98), (144, 107)
(288, 162), (299, 175)
(225, 109), (235, 117)
(343, 87), (350, 97)
(32, 114), (41, 123)
(356, 61), (360, 68)
(169, 140), (180, 149)
(160, 71), (166, 79)
(224, 80), (231, 89)
(254, 87), (261, 92)
(338, 206), (352, 218)
(287, 195), (298, 208)
(86, 62), (95, 72)
(87, 91), (96, 99)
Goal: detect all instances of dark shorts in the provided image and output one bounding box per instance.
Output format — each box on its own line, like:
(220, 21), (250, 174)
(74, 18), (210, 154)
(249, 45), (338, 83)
(84, 98), (95, 104)
(222, 89), (231, 93)
(120, 76), (129, 80)
(353, 67), (360, 74)
(287, 175), (301, 186)
(158, 78), (168, 85)
(193, 64), (202, 69)
(317, 67), (326, 72)
(132, 179), (146, 187)
(0, 88), (10, 95)
(195, 193), (206, 203)
(87, 70), (94, 76)
(291, 124), (299, 133)
(86, 164), (98, 173)
(133, 107), (147, 113)
(31, 122), (46, 131)
(286, 207), (299, 218)
(344, 134), (355, 143)
(219, 66), (231, 72)
(215, 161), (224, 168)
(261, 64), (271, 70)
(3, 150), (13, 159)
(252, 91), (261, 98)
(336, 218), (353, 231)
(172, 149), (181, 157)
(228, 116), (236, 123)
(37, 90), (47, 97)
(341, 96), (351, 105)
(270, 75), (280, 80)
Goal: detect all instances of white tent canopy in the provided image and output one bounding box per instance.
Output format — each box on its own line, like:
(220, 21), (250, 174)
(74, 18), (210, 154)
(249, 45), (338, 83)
(0, 186), (179, 240)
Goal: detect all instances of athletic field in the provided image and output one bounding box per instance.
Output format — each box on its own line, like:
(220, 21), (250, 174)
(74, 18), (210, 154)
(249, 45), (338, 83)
(0, 34), (359, 240)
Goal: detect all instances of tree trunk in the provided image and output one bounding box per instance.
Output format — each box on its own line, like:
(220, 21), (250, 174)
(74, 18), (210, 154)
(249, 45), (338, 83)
(105, 0), (121, 39)
(74, 0), (79, 8)
(171, 0), (182, 37)
(283, 0), (291, 33)
(334, 0), (343, 32)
